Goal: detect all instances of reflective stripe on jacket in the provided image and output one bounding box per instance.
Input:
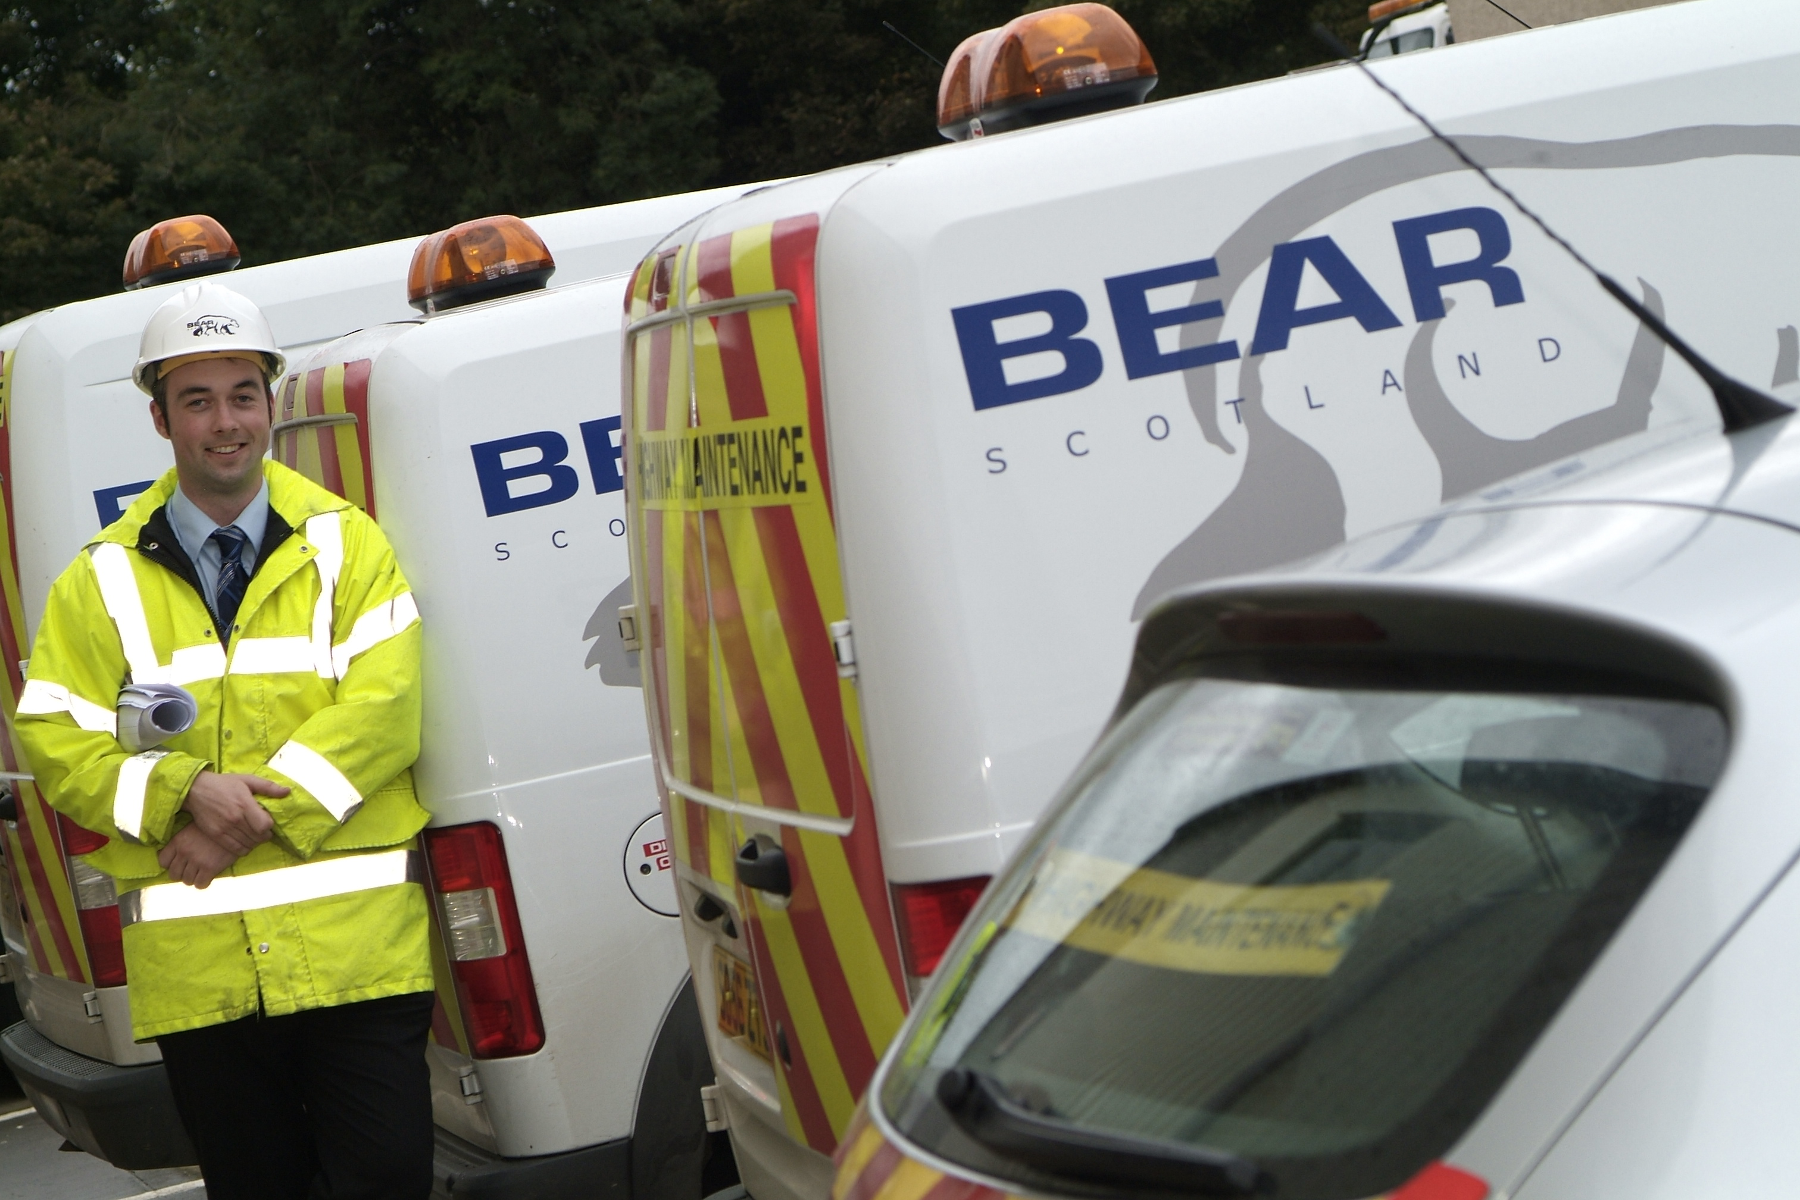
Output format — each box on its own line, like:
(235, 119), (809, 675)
(15, 461), (433, 1040)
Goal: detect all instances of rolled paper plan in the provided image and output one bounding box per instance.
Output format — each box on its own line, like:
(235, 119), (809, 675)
(116, 683), (198, 753)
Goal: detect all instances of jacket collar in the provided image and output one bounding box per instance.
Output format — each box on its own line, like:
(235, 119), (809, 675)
(103, 463), (347, 636)
(135, 505), (296, 605)
(95, 460), (350, 552)
(166, 476), (271, 572)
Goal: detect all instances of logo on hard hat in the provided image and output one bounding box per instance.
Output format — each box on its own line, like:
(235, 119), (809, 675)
(186, 314), (241, 338)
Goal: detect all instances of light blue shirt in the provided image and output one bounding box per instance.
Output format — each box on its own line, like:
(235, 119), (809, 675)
(166, 480), (270, 623)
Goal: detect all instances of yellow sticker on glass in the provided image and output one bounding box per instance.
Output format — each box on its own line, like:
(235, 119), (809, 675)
(1009, 848), (1389, 977)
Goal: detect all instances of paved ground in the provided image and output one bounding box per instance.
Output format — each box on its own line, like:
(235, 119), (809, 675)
(0, 1069), (204, 1199)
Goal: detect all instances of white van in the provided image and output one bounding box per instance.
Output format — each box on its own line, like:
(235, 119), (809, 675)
(618, 1), (1800, 1196)
(0, 185), (753, 1190)
(275, 214), (737, 1196)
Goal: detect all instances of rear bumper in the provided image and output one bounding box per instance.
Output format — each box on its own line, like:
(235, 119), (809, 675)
(715, 1078), (834, 1200)
(0, 1019), (195, 1170)
(433, 1125), (631, 1200)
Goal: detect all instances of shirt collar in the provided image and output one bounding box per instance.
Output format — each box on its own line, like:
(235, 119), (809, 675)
(167, 476), (271, 559)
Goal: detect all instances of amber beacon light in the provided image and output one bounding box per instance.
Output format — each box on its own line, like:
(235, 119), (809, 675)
(408, 214), (556, 314)
(937, 3), (1156, 141)
(936, 28), (998, 140)
(121, 215), (241, 291)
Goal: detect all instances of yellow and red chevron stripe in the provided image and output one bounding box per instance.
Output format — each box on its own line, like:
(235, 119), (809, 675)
(274, 359), (377, 517)
(829, 1108), (1491, 1200)
(626, 217), (907, 1153)
(0, 347), (90, 984)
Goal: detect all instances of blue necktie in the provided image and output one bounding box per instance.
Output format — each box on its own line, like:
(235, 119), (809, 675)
(211, 528), (249, 633)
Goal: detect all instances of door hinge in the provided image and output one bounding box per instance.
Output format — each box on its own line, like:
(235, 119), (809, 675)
(81, 991), (103, 1022)
(618, 604), (641, 653)
(458, 1066), (484, 1104)
(700, 1083), (728, 1132)
(829, 620), (856, 679)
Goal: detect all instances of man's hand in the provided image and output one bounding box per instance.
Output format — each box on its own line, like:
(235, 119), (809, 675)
(182, 771), (286, 855)
(158, 824), (239, 889)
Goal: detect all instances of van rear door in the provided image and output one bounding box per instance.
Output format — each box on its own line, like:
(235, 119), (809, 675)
(625, 208), (905, 1155)
(0, 345), (91, 995)
(273, 353), (380, 517)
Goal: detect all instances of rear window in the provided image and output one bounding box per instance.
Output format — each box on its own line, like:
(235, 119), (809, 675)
(880, 673), (1726, 1200)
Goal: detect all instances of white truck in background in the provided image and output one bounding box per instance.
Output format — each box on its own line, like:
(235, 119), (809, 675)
(1363, 0), (1454, 58)
(1368, 0), (1697, 59)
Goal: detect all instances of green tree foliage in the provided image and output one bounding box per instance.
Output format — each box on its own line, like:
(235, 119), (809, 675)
(0, 0), (1367, 322)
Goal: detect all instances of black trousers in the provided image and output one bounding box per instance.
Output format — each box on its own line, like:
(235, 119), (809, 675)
(157, 991), (436, 1200)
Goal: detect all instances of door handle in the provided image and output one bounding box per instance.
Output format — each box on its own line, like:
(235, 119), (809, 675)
(735, 837), (791, 897)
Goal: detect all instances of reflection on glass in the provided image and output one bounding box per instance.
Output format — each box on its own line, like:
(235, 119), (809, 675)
(883, 677), (1725, 1200)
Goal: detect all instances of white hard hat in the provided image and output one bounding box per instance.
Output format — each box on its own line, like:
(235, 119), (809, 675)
(133, 282), (286, 395)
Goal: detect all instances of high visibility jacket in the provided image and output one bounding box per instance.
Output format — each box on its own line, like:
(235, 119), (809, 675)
(15, 461), (433, 1040)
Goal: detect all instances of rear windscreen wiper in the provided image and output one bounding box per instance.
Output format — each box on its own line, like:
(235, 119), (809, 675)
(936, 1067), (1270, 1197)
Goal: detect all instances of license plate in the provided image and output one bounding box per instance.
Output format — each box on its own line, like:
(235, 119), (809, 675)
(713, 946), (772, 1061)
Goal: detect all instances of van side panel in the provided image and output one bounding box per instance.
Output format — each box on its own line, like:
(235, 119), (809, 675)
(0, 346), (88, 985)
(626, 218), (906, 1155)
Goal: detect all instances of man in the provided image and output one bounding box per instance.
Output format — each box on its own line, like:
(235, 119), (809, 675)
(15, 282), (435, 1199)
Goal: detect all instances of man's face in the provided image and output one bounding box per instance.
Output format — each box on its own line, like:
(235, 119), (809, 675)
(150, 356), (272, 499)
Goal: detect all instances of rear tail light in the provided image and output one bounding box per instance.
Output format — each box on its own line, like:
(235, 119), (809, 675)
(57, 813), (109, 856)
(1390, 1161), (1489, 1200)
(893, 876), (991, 982)
(441, 888), (507, 960)
(58, 815), (125, 987)
(72, 867), (126, 988)
(122, 215), (240, 290)
(423, 822), (544, 1058)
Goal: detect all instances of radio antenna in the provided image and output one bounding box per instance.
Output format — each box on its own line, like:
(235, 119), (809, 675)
(883, 21), (945, 69)
(1312, 23), (1792, 433)
(1482, 0), (1532, 30)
